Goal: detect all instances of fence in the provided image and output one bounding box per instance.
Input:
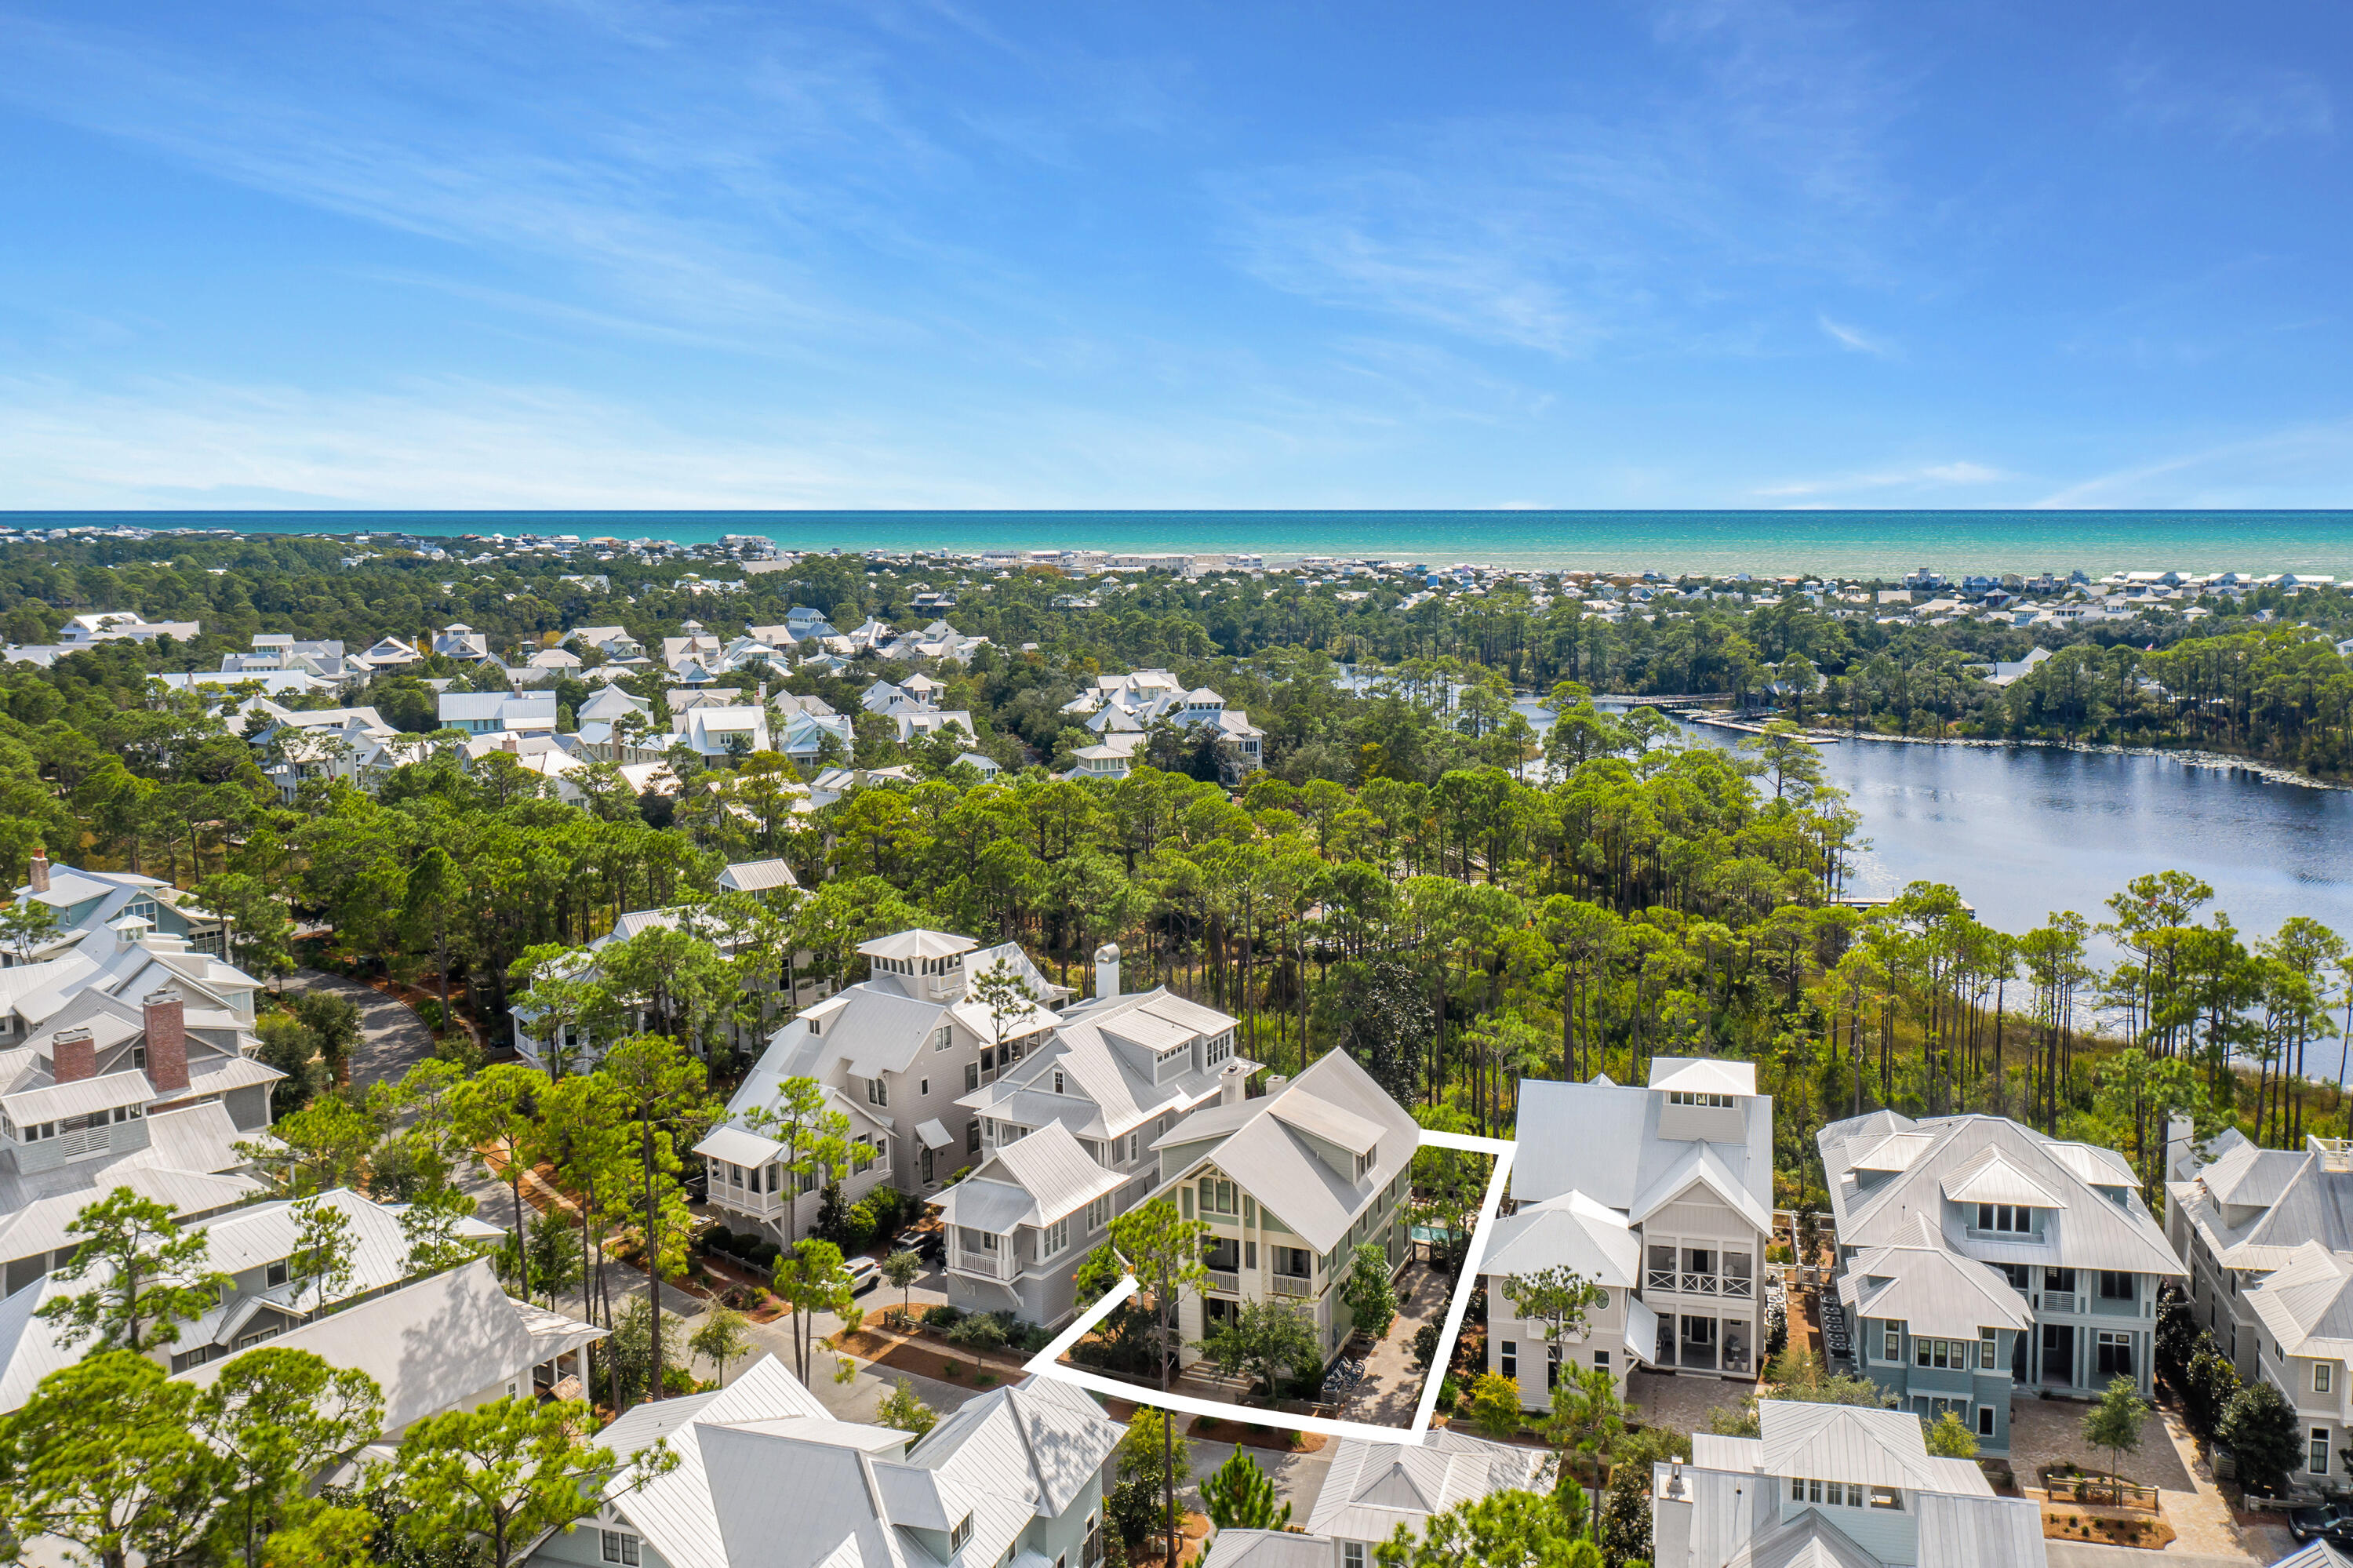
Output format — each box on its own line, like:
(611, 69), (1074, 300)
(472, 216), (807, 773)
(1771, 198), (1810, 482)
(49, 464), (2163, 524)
(2046, 1475), (2161, 1513)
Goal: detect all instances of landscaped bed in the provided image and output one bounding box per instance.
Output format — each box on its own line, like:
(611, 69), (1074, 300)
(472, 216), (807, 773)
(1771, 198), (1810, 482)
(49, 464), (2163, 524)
(2041, 1502), (2176, 1550)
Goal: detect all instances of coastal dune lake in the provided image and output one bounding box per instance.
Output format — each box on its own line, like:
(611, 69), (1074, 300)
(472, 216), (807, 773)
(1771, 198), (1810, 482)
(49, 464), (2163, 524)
(1661, 715), (2353, 1075)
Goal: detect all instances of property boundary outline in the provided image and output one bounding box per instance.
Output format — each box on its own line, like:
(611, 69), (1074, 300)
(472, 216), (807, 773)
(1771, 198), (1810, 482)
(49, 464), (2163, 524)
(1020, 1128), (1517, 1447)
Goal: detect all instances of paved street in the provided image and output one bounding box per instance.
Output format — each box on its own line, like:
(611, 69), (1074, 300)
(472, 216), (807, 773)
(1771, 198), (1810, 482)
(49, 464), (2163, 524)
(281, 966), (437, 1091)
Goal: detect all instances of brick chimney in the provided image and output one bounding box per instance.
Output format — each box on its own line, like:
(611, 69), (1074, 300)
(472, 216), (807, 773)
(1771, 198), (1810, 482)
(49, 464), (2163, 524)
(27, 847), (48, 895)
(50, 1027), (93, 1083)
(142, 990), (188, 1093)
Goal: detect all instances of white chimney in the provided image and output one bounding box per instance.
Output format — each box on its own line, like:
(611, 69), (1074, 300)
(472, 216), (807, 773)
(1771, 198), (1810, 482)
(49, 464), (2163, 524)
(1219, 1060), (1247, 1106)
(1094, 941), (1120, 1001)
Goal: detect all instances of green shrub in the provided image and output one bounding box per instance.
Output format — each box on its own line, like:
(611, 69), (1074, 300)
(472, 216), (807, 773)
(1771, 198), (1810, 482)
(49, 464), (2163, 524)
(923, 1304), (965, 1329)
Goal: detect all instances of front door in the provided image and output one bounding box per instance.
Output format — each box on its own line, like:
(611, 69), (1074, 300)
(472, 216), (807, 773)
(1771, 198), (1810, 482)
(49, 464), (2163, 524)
(2041, 1322), (2075, 1387)
(1681, 1315), (1718, 1370)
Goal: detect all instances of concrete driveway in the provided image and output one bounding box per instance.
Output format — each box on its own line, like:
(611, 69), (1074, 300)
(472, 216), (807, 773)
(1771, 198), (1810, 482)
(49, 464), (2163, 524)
(281, 967), (437, 1091)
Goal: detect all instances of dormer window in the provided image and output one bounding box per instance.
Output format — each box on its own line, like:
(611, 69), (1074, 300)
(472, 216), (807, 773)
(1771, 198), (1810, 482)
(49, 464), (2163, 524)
(1977, 1203), (2029, 1233)
(1355, 1146), (1376, 1180)
(808, 1016), (824, 1037)
(1666, 1090), (1733, 1108)
(951, 1515), (973, 1553)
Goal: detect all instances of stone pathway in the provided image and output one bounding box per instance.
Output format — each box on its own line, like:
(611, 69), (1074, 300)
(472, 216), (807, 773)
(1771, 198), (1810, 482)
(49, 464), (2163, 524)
(1340, 1263), (1451, 1427)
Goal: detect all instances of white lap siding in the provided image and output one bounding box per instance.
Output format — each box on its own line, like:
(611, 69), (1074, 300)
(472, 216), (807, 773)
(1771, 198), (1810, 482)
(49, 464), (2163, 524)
(1640, 1198), (1765, 1377)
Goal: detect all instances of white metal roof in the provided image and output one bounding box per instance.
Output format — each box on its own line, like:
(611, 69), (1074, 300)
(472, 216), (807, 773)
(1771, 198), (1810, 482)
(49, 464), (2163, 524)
(1480, 1189), (1640, 1288)
(1758, 1402), (1988, 1493)
(858, 930), (979, 962)
(0, 1068), (154, 1122)
(1305, 1427), (1551, 1542)
(1648, 1057), (1758, 1097)
(1156, 1050), (1419, 1254)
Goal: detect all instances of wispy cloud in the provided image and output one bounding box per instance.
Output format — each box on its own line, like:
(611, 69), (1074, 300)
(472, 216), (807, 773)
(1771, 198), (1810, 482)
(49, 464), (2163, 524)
(2115, 45), (2334, 146)
(1817, 314), (1892, 355)
(2034, 418), (2353, 508)
(1211, 5), (1914, 358)
(1754, 460), (2007, 499)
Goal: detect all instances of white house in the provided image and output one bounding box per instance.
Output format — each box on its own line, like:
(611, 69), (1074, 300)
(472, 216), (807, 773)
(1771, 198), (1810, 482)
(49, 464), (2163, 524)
(1649, 1399), (2046, 1568)
(1479, 1188), (1649, 1405)
(526, 1354), (1121, 1568)
(1513, 1059), (1776, 1381)
(1147, 1046), (1418, 1363)
(695, 930), (1070, 1246)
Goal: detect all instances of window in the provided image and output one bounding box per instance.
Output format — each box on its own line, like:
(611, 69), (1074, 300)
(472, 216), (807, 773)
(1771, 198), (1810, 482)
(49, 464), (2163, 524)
(809, 1016), (824, 1037)
(1789, 1475), (1804, 1501)
(1500, 1341), (1518, 1378)
(1053, 1071), (1065, 1094)
(867, 1078), (888, 1107)
(1667, 1090), (1733, 1107)
(601, 1530), (642, 1566)
(966, 1062), (981, 1093)
(1343, 1546), (1364, 1568)
(1916, 1337), (1955, 1369)
(1127, 1132), (1140, 1162)
(1867, 1486), (1903, 1511)
(1594, 1350), (1609, 1369)
(933, 1025), (954, 1051)
(967, 1121), (981, 1155)
(2045, 1267), (2078, 1293)
(1980, 1330), (1999, 1370)
(2099, 1270), (2134, 1301)
(1207, 1032), (1233, 1066)
(2316, 1429), (2333, 1477)
(131, 1046), (146, 1070)
(266, 1260), (289, 1288)
(1086, 1195), (1111, 1231)
(920, 1079), (929, 1097)
(1976, 1203), (2029, 1233)
(1978, 1405), (1995, 1438)
(1200, 1178), (1237, 1216)
(1547, 1343), (1562, 1389)
(951, 1515), (974, 1553)
(2320, 1364), (2335, 1395)
(1883, 1324), (1900, 1362)
(1040, 1219), (1070, 1260)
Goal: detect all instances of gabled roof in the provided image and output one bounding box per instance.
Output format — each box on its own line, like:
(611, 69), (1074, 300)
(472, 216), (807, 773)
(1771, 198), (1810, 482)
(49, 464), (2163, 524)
(1514, 1071), (1773, 1224)
(1649, 1057), (1758, 1097)
(909, 1374), (1124, 1518)
(177, 1258), (599, 1435)
(1939, 1148), (2065, 1210)
(1304, 1427), (1551, 1542)
(939, 1122), (1126, 1231)
(1202, 1530), (1334, 1568)
(1836, 1220), (2034, 1341)
(715, 857), (800, 890)
(1155, 1049), (1418, 1254)
(967, 988), (1240, 1143)
(2247, 1241), (2353, 1360)
(1818, 1111), (2180, 1279)
(1758, 1402), (1987, 1493)
(1631, 1141), (1776, 1238)
(859, 930), (979, 963)
(1479, 1189), (1639, 1288)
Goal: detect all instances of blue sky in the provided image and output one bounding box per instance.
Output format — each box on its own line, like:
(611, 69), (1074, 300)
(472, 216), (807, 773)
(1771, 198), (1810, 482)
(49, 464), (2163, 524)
(1, 0), (2348, 509)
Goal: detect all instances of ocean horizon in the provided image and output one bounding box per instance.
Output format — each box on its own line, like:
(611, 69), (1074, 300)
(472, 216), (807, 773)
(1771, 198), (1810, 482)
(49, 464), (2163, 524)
(14, 508), (2353, 579)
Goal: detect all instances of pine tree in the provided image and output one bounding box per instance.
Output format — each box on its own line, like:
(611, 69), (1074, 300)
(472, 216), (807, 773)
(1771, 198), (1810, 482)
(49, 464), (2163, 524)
(1200, 1450), (1290, 1531)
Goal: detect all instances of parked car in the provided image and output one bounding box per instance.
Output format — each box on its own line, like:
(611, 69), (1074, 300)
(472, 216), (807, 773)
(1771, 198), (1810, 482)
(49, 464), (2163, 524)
(846, 1256), (882, 1296)
(893, 1226), (941, 1263)
(2287, 1504), (2353, 1543)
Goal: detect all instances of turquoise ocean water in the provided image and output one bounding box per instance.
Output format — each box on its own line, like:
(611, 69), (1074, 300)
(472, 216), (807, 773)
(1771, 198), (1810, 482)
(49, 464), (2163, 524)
(14, 510), (2353, 578)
